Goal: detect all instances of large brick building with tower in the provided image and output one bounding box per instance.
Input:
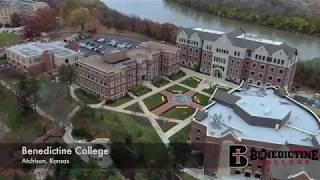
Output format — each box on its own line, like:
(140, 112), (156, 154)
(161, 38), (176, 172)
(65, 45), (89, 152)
(6, 41), (80, 76)
(75, 41), (180, 101)
(192, 82), (320, 179)
(176, 28), (298, 89)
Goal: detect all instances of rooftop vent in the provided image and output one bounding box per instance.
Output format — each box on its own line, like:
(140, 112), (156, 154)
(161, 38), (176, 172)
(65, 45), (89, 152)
(210, 113), (223, 129)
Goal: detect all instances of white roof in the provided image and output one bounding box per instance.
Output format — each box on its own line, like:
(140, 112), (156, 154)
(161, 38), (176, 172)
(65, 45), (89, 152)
(7, 41), (78, 58)
(237, 33), (283, 46)
(199, 86), (320, 147)
(193, 27), (225, 35)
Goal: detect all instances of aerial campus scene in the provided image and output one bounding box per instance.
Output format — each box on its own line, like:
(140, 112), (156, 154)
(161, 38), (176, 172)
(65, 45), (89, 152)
(0, 0), (320, 179)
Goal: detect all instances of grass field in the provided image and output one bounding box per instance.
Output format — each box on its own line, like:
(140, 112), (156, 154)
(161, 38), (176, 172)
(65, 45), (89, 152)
(152, 78), (170, 87)
(162, 106), (195, 120)
(130, 86), (152, 96)
(75, 88), (100, 105)
(143, 93), (167, 110)
(38, 82), (77, 121)
(170, 124), (191, 143)
(124, 102), (144, 113)
(72, 108), (169, 168)
(180, 77), (201, 88)
(0, 33), (22, 47)
(107, 96), (133, 107)
(169, 70), (186, 80)
(156, 119), (177, 132)
(166, 85), (189, 94)
(202, 85), (231, 94)
(193, 93), (210, 106)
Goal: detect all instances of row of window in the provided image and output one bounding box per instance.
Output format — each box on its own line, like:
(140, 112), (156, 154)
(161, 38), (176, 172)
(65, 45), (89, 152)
(212, 64), (225, 72)
(216, 48), (229, 54)
(249, 71), (282, 83)
(177, 38), (199, 46)
(213, 56), (226, 64)
(255, 54), (285, 65)
(234, 51), (241, 57)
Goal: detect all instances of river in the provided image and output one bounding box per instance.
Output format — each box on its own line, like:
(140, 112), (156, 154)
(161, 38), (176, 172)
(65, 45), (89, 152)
(102, 0), (320, 60)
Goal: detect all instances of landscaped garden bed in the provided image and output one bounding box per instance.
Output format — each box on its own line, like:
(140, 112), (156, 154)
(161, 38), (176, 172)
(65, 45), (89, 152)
(152, 78), (170, 87)
(192, 93), (210, 106)
(166, 85), (189, 94)
(129, 86), (152, 96)
(168, 70), (186, 80)
(162, 106), (195, 120)
(143, 93), (167, 110)
(180, 76), (201, 88)
(124, 103), (143, 113)
(202, 85), (232, 94)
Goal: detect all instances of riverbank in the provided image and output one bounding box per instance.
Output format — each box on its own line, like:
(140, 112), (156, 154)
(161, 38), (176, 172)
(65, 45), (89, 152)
(165, 0), (320, 36)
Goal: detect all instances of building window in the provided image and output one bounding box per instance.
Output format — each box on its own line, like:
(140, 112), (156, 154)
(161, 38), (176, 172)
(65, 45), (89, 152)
(270, 67), (274, 72)
(235, 170), (241, 174)
(259, 73), (263, 78)
(252, 63), (256, 68)
(196, 137), (200, 141)
(251, 71), (255, 76)
(254, 174), (261, 178)
(279, 69), (284, 74)
(268, 76), (273, 80)
(277, 78), (282, 82)
(260, 65), (265, 69)
(244, 172), (251, 177)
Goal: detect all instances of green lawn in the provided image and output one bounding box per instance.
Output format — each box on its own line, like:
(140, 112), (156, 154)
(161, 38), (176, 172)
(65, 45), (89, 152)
(143, 93), (167, 110)
(72, 108), (169, 168)
(167, 84), (189, 94)
(179, 173), (197, 180)
(75, 88), (101, 105)
(202, 85), (231, 95)
(162, 107), (195, 120)
(180, 77), (201, 88)
(129, 86), (152, 97)
(152, 78), (170, 88)
(170, 124), (191, 143)
(169, 70), (186, 80)
(124, 102), (143, 113)
(0, 33), (22, 47)
(107, 96), (133, 107)
(38, 81), (77, 121)
(193, 93), (210, 106)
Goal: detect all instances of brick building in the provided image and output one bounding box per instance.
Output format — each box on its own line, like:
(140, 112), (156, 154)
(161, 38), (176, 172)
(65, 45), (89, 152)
(5, 41), (80, 76)
(76, 41), (180, 101)
(176, 28), (298, 89)
(191, 82), (320, 179)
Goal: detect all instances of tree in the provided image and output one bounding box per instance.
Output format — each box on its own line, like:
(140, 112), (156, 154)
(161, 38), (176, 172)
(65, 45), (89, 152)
(70, 7), (90, 31)
(23, 7), (58, 38)
(10, 13), (22, 27)
(16, 76), (40, 115)
(58, 64), (75, 102)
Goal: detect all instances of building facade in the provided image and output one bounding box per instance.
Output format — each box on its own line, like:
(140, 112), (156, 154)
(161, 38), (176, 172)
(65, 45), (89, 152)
(76, 41), (180, 101)
(191, 83), (320, 179)
(6, 41), (80, 76)
(176, 28), (298, 88)
(0, 7), (18, 25)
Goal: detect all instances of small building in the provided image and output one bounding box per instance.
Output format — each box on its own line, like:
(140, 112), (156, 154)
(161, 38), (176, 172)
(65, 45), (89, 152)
(191, 83), (320, 179)
(5, 41), (80, 76)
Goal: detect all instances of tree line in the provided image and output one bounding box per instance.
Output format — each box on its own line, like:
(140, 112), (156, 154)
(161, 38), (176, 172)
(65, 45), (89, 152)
(166, 0), (320, 35)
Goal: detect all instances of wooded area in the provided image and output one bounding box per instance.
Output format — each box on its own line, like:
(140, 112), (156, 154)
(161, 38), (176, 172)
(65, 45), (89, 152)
(166, 0), (320, 34)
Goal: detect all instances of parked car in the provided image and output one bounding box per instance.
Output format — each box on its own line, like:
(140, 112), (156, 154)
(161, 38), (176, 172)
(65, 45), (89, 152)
(126, 44), (133, 49)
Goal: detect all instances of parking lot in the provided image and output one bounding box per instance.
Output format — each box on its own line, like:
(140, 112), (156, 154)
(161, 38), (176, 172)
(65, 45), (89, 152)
(70, 34), (143, 57)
